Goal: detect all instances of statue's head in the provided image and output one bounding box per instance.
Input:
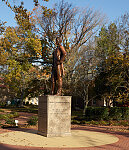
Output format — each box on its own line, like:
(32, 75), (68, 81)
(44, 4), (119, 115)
(56, 37), (62, 46)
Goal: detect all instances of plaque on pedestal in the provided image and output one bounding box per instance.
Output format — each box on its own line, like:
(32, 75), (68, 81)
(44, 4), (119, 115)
(38, 95), (71, 137)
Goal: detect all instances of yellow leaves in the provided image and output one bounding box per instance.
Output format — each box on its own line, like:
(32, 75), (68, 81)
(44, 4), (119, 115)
(5, 27), (19, 44)
(24, 53), (30, 57)
(104, 51), (129, 103)
(2, 38), (11, 49)
(0, 53), (8, 65)
(7, 59), (18, 70)
(106, 52), (129, 70)
(0, 39), (9, 64)
(115, 92), (129, 103)
(0, 27), (22, 62)
(14, 5), (33, 31)
(25, 37), (42, 57)
(34, 39), (42, 57)
(5, 59), (34, 88)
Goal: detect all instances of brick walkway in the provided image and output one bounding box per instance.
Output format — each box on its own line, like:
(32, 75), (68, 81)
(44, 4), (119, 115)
(0, 125), (129, 150)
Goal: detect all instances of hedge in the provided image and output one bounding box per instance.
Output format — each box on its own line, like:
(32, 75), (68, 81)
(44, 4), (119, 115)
(85, 107), (109, 121)
(121, 107), (129, 120)
(109, 107), (122, 120)
(85, 107), (129, 121)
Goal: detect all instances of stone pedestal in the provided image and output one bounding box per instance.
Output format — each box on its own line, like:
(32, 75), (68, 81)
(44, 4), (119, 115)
(38, 95), (71, 137)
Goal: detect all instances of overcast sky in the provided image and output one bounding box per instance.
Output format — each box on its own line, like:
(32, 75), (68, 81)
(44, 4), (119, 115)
(0, 0), (129, 27)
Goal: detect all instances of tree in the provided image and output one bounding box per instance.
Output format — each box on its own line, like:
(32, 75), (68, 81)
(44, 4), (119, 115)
(0, 20), (7, 68)
(117, 13), (129, 54)
(1, 0), (106, 106)
(63, 40), (99, 113)
(33, 0), (105, 101)
(94, 15), (129, 106)
(0, 3), (43, 102)
(0, 20), (6, 35)
(1, 0), (49, 7)
(33, 0), (105, 64)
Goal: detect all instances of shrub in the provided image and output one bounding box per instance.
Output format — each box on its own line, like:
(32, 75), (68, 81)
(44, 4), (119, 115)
(0, 101), (6, 107)
(80, 120), (87, 124)
(73, 116), (86, 121)
(99, 120), (107, 125)
(71, 120), (80, 124)
(27, 116), (38, 126)
(5, 118), (15, 125)
(85, 107), (94, 120)
(85, 107), (129, 121)
(0, 109), (4, 112)
(121, 107), (129, 120)
(109, 120), (114, 125)
(0, 114), (9, 120)
(7, 114), (14, 119)
(0, 114), (3, 119)
(119, 120), (129, 126)
(85, 107), (109, 121)
(109, 107), (122, 121)
(10, 112), (19, 118)
(95, 107), (109, 120)
(0, 112), (19, 121)
(90, 120), (100, 125)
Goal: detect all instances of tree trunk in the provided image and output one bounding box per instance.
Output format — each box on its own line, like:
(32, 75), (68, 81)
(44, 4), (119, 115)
(83, 85), (89, 115)
(19, 89), (24, 107)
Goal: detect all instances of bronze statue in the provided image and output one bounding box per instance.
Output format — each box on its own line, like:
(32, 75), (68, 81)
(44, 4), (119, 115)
(51, 37), (67, 96)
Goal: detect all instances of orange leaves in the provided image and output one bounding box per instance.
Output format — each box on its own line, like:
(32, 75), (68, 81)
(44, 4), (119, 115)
(33, 7), (37, 11)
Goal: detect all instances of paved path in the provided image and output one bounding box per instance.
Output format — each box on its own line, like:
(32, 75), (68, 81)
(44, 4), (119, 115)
(0, 125), (129, 150)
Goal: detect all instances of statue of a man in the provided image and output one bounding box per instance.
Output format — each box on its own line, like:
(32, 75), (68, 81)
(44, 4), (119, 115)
(51, 37), (67, 96)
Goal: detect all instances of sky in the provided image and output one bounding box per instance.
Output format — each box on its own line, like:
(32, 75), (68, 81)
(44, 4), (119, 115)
(0, 0), (129, 27)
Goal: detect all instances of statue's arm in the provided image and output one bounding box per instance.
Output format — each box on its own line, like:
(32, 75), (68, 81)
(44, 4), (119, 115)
(59, 46), (67, 64)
